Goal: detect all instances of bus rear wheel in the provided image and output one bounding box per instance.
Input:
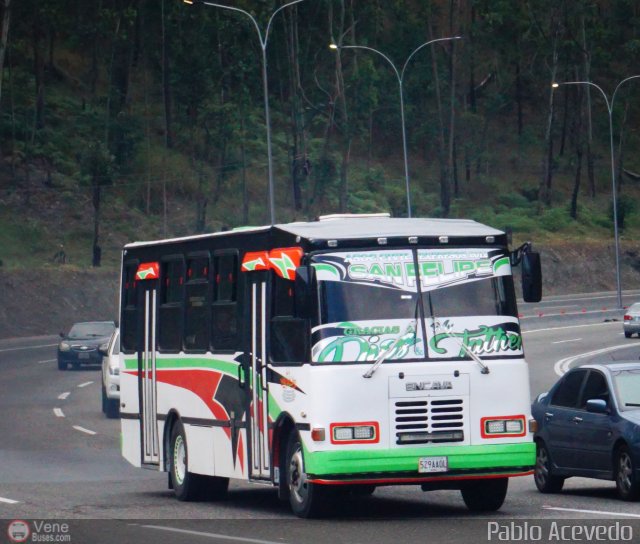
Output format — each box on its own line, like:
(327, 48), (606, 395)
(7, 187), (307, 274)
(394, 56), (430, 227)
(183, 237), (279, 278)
(286, 433), (328, 518)
(170, 420), (228, 501)
(460, 477), (508, 512)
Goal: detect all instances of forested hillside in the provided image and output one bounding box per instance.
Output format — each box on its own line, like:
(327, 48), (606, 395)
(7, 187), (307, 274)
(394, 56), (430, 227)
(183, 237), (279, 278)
(1, 0), (640, 270)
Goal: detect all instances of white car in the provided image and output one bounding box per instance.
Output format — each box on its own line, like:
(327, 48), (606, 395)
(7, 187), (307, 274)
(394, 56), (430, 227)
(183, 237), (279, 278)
(623, 302), (640, 338)
(101, 329), (120, 418)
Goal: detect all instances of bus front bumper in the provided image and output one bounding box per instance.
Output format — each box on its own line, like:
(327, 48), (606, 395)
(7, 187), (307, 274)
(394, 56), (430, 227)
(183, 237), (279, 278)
(304, 442), (535, 485)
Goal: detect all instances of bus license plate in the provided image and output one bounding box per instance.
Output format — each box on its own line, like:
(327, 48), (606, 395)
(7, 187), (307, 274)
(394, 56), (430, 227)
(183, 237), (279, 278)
(418, 456), (448, 473)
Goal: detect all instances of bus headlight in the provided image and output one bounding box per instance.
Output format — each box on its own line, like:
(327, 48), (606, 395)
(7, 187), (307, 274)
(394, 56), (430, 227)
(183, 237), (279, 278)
(330, 422), (379, 444)
(109, 366), (120, 376)
(481, 415), (526, 438)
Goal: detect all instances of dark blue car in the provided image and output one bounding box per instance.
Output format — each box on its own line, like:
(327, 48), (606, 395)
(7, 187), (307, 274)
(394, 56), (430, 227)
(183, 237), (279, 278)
(532, 362), (640, 501)
(57, 321), (116, 370)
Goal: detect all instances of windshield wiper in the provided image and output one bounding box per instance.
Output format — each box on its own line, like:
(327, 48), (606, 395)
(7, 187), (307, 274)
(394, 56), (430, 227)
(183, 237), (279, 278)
(626, 403), (640, 407)
(363, 319), (417, 379)
(455, 337), (490, 374)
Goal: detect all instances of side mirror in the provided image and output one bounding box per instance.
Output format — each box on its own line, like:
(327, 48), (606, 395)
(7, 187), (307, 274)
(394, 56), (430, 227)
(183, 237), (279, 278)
(295, 266), (316, 319)
(522, 251), (542, 303)
(586, 399), (608, 414)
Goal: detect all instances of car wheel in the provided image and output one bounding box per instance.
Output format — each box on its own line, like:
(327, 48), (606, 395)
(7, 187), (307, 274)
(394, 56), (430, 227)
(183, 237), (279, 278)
(105, 397), (119, 419)
(286, 433), (329, 518)
(534, 441), (565, 493)
(624, 332), (632, 338)
(460, 477), (508, 511)
(615, 446), (640, 501)
(101, 385), (107, 414)
(58, 359), (67, 371)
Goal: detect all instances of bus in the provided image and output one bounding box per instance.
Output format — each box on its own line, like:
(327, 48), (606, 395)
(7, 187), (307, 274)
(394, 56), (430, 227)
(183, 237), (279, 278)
(119, 213), (542, 517)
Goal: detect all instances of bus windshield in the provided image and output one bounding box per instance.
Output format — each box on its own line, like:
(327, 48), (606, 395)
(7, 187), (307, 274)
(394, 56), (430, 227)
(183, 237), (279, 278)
(311, 248), (521, 364)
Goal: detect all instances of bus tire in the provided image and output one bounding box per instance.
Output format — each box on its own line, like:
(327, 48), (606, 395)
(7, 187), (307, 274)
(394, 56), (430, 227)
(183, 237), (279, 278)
(460, 477), (508, 512)
(286, 433), (327, 518)
(170, 420), (206, 501)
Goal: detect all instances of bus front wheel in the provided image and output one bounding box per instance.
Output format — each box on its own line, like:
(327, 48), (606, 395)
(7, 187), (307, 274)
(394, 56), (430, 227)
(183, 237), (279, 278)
(460, 477), (508, 512)
(286, 434), (328, 518)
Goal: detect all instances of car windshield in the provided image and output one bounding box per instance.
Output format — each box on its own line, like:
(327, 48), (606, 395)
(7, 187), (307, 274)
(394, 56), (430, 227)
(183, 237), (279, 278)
(311, 248), (521, 363)
(612, 369), (640, 410)
(68, 322), (115, 339)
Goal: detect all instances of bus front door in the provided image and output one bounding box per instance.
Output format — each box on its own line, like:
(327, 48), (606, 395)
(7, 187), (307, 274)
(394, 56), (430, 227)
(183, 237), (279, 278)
(248, 275), (270, 480)
(139, 281), (160, 466)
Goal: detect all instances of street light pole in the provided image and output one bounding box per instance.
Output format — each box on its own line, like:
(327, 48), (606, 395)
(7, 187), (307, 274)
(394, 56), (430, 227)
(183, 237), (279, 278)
(331, 37), (461, 218)
(184, 0), (306, 225)
(552, 76), (640, 309)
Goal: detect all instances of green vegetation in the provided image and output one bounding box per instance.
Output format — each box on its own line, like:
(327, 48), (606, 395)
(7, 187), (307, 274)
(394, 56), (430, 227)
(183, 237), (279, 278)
(0, 0), (639, 269)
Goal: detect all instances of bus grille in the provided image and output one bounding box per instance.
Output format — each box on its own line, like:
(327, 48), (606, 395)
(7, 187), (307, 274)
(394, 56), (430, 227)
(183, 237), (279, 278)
(394, 399), (465, 445)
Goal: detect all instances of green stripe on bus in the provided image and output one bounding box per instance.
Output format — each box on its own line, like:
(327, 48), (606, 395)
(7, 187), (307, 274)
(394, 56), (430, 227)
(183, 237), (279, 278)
(493, 256), (510, 273)
(268, 392), (283, 422)
(123, 357), (238, 376)
(304, 442), (535, 475)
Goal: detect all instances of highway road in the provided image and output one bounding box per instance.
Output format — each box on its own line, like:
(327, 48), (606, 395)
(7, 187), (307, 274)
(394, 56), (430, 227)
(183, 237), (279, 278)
(1, 291), (640, 543)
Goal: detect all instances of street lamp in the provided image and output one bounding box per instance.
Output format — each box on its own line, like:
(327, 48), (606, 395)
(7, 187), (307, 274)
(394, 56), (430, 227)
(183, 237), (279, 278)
(331, 37), (462, 218)
(552, 76), (640, 309)
(184, 0), (306, 225)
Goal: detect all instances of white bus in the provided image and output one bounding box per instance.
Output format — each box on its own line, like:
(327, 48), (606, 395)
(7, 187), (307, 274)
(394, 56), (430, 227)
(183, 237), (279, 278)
(119, 214), (542, 517)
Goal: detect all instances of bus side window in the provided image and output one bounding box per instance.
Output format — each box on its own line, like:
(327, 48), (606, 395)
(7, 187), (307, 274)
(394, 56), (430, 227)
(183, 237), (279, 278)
(270, 275), (308, 364)
(122, 263), (138, 353)
(212, 253), (238, 351)
(159, 258), (184, 352)
(273, 275), (295, 317)
(184, 256), (210, 352)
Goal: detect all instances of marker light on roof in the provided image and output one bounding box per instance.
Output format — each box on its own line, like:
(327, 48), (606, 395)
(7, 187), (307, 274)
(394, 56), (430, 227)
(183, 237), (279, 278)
(486, 236), (495, 243)
(328, 240), (338, 248)
(409, 236), (418, 244)
(377, 237), (388, 245)
(439, 236), (449, 244)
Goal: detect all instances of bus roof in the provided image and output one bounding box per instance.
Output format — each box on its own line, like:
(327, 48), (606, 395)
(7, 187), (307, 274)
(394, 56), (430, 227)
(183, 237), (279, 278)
(276, 216), (503, 240)
(123, 216), (503, 249)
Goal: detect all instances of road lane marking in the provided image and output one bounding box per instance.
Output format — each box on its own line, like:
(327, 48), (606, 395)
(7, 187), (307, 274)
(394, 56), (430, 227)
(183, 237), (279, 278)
(0, 343), (57, 353)
(38, 359), (56, 364)
(77, 381), (94, 388)
(135, 525), (286, 544)
(554, 344), (633, 376)
(523, 322), (620, 335)
(58, 392), (70, 400)
(72, 425), (97, 435)
(0, 496), (20, 504)
(551, 338), (582, 344)
(521, 308), (621, 319)
(53, 408), (65, 418)
(543, 506), (640, 518)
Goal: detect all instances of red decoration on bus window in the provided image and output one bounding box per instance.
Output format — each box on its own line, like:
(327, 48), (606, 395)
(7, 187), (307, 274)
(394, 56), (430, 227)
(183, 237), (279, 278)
(241, 251), (270, 272)
(135, 262), (160, 281)
(269, 247), (303, 280)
